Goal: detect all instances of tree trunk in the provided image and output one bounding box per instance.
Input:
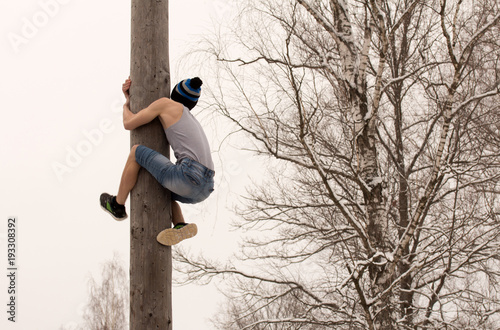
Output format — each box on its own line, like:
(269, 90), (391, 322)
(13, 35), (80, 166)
(129, 0), (172, 329)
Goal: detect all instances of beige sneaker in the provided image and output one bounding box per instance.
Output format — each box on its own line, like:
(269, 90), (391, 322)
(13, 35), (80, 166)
(157, 223), (198, 246)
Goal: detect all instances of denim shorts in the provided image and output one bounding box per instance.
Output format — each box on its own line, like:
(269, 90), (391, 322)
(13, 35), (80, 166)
(135, 145), (215, 204)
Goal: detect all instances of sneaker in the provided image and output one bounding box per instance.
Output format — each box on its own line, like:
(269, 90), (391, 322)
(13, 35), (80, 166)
(156, 223), (198, 246)
(100, 193), (128, 221)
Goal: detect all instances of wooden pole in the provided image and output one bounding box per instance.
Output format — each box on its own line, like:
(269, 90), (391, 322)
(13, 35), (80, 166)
(129, 0), (172, 329)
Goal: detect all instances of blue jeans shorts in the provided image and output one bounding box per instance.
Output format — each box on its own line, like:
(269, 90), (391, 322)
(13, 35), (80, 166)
(135, 145), (215, 204)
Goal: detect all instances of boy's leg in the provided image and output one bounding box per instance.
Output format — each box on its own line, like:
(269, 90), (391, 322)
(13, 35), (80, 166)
(100, 145), (141, 220)
(116, 144), (141, 205)
(102, 144), (198, 244)
(156, 200), (197, 246)
(171, 201), (185, 225)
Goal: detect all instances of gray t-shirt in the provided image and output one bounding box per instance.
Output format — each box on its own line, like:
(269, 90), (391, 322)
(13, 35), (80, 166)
(165, 107), (214, 170)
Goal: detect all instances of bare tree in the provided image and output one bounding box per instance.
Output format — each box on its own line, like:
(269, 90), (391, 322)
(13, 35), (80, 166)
(82, 254), (129, 330)
(175, 0), (500, 329)
(59, 256), (129, 330)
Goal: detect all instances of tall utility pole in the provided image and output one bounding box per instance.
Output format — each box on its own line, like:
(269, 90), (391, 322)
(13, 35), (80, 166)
(129, 0), (172, 329)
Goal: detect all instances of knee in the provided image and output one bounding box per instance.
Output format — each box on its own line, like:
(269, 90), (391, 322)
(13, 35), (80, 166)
(130, 144), (141, 161)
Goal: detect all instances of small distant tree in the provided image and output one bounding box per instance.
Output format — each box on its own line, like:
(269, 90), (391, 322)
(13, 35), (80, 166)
(82, 254), (129, 330)
(85, 256), (129, 330)
(60, 255), (129, 330)
(59, 255), (129, 330)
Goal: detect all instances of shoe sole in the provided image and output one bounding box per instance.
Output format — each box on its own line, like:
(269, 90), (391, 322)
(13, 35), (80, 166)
(157, 223), (198, 246)
(100, 204), (128, 221)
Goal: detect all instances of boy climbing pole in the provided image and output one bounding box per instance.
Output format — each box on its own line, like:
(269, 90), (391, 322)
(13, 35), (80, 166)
(100, 77), (215, 246)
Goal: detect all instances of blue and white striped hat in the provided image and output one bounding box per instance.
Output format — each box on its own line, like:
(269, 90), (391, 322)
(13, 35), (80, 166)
(171, 77), (203, 110)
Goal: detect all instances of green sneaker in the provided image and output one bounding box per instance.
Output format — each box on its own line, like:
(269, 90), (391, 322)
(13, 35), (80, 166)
(156, 223), (198, 246)
(100, 193), (128, 221)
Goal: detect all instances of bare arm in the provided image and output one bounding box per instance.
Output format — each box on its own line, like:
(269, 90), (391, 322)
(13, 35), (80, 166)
(123, 98), (169, 130)
(121, 78), (161, 130)
(121, 78), (182, 130)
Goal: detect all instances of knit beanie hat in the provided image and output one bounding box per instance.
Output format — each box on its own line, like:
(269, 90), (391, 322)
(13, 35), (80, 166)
(171, 77), (203, 110)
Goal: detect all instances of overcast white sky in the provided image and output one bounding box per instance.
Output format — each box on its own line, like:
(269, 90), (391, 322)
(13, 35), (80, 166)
(0, 0), (255, 329)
